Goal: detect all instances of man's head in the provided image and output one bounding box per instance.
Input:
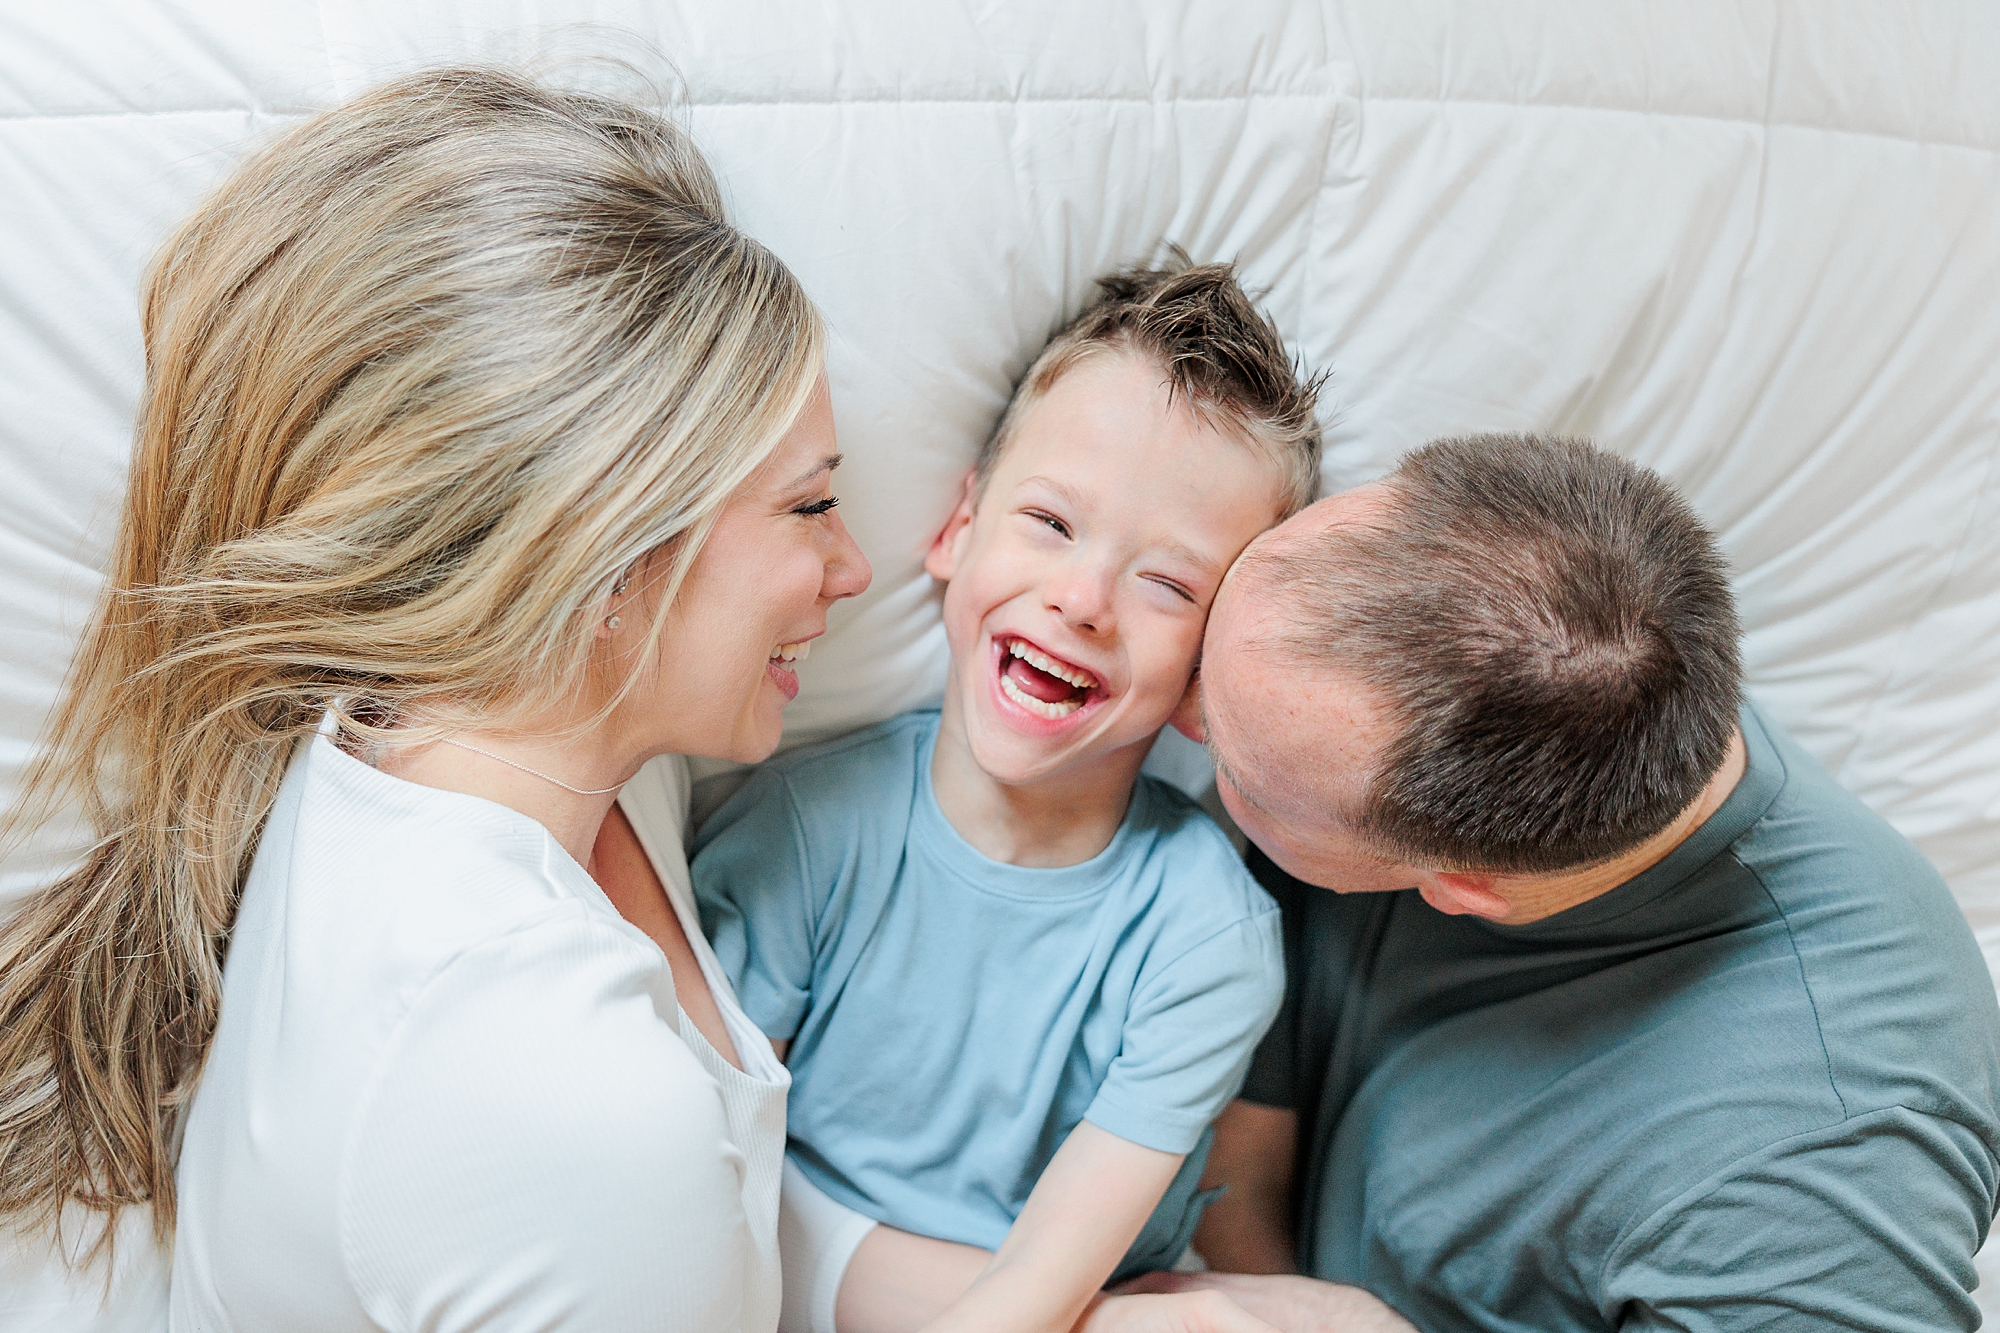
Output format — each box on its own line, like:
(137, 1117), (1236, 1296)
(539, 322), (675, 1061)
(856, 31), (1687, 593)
(1199, 434), (1743, 905)
(925, 258), (1323, 787)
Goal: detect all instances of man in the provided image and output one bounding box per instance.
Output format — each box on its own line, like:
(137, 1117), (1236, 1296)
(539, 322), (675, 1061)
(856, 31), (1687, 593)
(1158, 434), (2000, 1331)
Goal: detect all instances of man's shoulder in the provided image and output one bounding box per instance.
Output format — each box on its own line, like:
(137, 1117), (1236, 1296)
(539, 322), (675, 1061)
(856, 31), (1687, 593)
(1727, 705), (2000, 1129)
(1732, 702), (1954, 905)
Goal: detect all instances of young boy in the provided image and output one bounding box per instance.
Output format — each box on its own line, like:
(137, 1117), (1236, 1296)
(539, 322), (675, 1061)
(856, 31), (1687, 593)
(693, 260), (1324, 1333)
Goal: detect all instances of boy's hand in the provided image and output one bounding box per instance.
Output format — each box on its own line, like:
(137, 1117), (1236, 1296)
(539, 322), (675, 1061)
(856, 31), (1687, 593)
(1110, 1273), (1416, 1333)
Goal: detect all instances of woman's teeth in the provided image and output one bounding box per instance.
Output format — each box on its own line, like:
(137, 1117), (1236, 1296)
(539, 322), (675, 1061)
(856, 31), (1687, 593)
(770, 640), (811, 664)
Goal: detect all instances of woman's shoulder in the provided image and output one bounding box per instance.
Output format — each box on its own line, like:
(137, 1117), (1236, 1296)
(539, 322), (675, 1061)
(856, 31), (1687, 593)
(358, 911), (721, 1138)
(259, 745), (701, 1130)
(271, 734), (645, 967)
(332, 915), (755, 1326)
(190, 747), (746, 1328)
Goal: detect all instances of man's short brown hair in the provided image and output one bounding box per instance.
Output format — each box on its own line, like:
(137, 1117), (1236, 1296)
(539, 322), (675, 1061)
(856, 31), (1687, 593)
(977, 253), (1325, 517)
(1245, 434), (1743, 874)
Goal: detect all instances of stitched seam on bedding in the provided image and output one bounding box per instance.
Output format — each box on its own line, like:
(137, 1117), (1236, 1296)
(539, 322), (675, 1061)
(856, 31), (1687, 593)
(0, 91), (1337, 124)
(1358, 93), (1996, 154)
(5, 95), (1991, 154)
(1835, 422), (2000, 790)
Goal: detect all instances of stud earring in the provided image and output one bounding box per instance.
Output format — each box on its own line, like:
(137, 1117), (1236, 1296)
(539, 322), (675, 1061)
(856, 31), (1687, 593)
(606, 615), (622, 630)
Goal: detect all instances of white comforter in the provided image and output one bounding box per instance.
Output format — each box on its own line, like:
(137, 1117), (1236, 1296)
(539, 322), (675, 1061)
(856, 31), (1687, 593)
(3, 3), (1997, 1327)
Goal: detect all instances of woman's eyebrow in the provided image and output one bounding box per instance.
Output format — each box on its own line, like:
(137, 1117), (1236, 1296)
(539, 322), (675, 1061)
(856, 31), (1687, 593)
(786, 453), (843, 488)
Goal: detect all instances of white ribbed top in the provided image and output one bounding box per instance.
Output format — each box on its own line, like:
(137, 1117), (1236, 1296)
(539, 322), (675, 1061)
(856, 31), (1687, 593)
(169, 729), (788, 1333)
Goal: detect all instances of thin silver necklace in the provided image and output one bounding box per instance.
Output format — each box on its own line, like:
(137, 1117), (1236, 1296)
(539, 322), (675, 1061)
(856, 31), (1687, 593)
(438, 738), (626, 796)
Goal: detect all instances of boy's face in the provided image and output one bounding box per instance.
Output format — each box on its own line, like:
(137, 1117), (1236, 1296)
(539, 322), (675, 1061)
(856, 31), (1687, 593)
(925, 352), (1285, 788)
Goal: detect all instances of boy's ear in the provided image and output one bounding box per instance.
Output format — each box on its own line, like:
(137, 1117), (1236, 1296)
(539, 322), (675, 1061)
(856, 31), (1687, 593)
(923, 473), (979, 583)
(1169, 670), (1204, 743)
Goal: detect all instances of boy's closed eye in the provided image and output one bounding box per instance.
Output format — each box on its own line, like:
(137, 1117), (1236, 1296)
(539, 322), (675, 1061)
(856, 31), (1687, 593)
(1022, 508), (1072, 539)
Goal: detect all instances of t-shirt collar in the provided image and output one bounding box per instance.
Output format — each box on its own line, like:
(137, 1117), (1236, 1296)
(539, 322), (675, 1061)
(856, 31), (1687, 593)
(913, 713), (1148, 901)
(1476, 703), (1789, 940)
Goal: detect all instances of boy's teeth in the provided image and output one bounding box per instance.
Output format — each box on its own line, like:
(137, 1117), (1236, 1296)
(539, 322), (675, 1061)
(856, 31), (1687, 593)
(1005, 639), (1094, 689)
(770, 640), (811, 664)
(1000, 672), (1085, 719)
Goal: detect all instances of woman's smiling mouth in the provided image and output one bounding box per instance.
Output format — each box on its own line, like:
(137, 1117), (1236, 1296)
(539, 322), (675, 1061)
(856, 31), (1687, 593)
(766, 637), (813, 701)
(995, 636), (1101, 720)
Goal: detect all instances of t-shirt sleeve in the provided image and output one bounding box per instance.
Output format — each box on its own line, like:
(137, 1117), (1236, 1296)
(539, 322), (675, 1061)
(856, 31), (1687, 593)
(341, 914), (759, 1332)
(1084, 908), (1286, 1155)
(691, 770), (819, 1040)
(1607, 1106), (1996, 1332)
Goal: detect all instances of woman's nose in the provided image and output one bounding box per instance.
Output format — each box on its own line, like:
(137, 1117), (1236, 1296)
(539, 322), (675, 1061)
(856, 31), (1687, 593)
(822, 513), (872, 602)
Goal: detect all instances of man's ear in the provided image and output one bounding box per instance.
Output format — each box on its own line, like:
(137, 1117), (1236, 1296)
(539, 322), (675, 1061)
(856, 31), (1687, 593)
(923, 473), (979, 583)
(1417, 872), (1512, 922)
(1169, 671), (1204, 743)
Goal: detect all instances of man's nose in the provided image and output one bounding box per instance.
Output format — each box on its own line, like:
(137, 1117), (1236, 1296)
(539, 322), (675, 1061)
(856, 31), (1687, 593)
(822, 514), (872, 602)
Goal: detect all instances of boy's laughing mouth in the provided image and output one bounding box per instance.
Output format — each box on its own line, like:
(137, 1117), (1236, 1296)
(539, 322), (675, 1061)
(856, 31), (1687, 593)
(994, 635), (1103, 721)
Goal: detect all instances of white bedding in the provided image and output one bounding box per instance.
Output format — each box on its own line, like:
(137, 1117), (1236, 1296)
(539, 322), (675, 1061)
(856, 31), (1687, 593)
(3, 3), (1997, 1327)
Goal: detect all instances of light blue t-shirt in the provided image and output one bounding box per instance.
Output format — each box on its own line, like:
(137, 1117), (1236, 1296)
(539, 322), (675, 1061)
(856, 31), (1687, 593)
(693, 710), (1284, 1277)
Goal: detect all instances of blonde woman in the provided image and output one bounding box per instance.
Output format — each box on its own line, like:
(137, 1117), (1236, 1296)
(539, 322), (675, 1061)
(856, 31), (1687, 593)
(0, 65), (1287, 1333)
(0, 67), (865, 1329)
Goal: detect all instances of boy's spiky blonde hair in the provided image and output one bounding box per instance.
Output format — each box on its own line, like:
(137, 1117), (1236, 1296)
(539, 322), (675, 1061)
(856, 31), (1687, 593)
(978, 252), (1326, 517)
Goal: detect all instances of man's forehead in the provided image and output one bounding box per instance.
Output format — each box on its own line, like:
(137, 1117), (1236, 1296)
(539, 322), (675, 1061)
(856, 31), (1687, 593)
(1205, 638), (1388, 813)
(1212, 481), (1394, 616)
(1272, 480), (1397, 544)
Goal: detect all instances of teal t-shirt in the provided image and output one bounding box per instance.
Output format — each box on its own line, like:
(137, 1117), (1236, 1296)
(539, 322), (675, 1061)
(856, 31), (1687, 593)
(693, 709), (1283, 1277)
(1245, 703), (2000, 1331)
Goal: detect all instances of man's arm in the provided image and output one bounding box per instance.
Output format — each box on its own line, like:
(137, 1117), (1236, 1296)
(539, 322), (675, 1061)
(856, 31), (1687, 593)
(1115, 1274), (1417, 1333)
(1191, 1100), (1298, 1275)
(1607, 1106), (1994, 1331)
(1168, 1101), (1418, 1333)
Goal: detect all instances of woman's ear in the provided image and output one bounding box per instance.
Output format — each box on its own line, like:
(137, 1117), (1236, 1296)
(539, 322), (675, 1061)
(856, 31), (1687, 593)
(923, 472), (979, 583)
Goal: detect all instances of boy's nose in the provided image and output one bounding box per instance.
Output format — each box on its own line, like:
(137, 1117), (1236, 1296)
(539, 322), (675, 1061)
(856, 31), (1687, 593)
(1046, 562), (1115, 634)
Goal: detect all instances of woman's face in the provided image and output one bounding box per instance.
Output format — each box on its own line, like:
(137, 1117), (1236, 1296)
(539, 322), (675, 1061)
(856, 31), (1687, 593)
(641, 379), (871, 762)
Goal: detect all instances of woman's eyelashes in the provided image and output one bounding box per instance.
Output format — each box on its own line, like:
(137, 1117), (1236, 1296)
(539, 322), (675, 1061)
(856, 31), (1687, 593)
(793, 495), (840, 517)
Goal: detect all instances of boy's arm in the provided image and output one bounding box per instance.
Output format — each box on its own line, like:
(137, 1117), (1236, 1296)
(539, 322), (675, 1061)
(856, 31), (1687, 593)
(916, 1121), (1184, 1333)
(832, 1128), (1288, 1333)
(835, 1224), (993, 1333)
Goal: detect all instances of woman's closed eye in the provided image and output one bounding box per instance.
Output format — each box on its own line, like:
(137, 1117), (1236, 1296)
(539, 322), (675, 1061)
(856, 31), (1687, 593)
(793, 495), (840, 517)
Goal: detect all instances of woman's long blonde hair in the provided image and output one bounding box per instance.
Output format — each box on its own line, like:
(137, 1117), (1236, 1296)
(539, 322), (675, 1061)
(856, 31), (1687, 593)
(0, 65), (823, 1246)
